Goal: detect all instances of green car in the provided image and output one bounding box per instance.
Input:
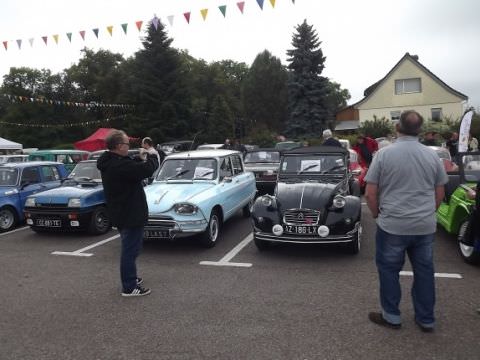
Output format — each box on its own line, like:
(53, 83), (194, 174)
(28, 150), (90, 173)
(437, 152), (480, 264)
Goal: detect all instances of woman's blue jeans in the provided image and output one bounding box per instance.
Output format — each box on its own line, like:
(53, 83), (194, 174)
(119, 227), (144, 292)
(375, 226), (435, 328)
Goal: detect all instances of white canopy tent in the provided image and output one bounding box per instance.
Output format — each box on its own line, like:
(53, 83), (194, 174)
(0, 137), (23, 154)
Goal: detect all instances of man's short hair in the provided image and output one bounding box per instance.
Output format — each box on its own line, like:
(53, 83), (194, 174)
(142, 137), (153, 147)
(398, 110), (423, 136)
(105, 129), (127, 150)
(323, 129), (332, 138)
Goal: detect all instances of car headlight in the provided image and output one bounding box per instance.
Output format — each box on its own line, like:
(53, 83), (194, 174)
(68, 198), (81, 208)
(333, 195), (346, 208)
(25, 197), (36, 207)
(174, 203), (198, 215)
(261, 196), (273, 207)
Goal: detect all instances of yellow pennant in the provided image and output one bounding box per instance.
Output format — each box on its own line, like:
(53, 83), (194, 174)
(200, 8), (208, 21)
(269, 0), (276, 7)
(53, 34), (59, 44)
(107, 26), (113, 36)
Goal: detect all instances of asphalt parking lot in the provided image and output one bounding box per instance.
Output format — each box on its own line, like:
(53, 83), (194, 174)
(1, 204), (479, 360)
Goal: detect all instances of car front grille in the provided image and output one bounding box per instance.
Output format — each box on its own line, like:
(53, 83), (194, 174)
(146, 215), (176, 229)
(283, 209), (320, 226)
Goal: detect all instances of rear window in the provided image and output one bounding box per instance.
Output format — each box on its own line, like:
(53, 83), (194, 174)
(244, 151), (280, 163)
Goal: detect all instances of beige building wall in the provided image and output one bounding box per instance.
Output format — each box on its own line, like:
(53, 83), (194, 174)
(359, 103), (465, 123)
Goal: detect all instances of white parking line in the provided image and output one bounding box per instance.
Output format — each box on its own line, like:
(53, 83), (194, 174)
(51, 234), (120, 257)
(400, 271), (462, 279)
(0, 226), (29, 237)
(200, 233), (253, 267)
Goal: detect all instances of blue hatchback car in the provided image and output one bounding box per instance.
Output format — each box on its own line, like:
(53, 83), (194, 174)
(0, 161), (69, 232)
(23, 160), (111, 235)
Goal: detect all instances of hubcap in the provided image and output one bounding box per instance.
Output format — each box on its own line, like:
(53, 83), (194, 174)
(459, 242), (474, 257)
(95, 211), (109, 231)
(210, 215), (219, 242)
(0, 209), (14, 230)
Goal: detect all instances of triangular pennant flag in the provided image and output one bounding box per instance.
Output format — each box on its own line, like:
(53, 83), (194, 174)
(237, 2), (245, 13)
(135, 21), (143, 32)
(184, 12), (191, 24)
(16, 39), (22, 49)
(92, 28), (99, 38)
(28, 38), (34, 47)
(66, 33), (72, 42)
(53, 34), (59, 44)
(218, 5), (227, 17)
(256, 0), (264, 9)
(167, 15), (174, 26)
(152, 15), (159, 30)
(269, 0), (276, 7)
(107, 26), (113, 36)
(79, 30), (86, 40)
(200, 9), (208, 21)
(121, 23), (128, 34)
(42, 36), (48, 45)
(2, 41), (7, 50)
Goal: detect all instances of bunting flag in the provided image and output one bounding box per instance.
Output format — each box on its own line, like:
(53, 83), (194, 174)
(42, 36), (48, 45)
(237, 1), (245, 13)
(107, 26), (113, 36)
(0, 116), (123, 128)
(218, 5), (227, 17)
(92, 28), (99, 38)
(16, 39), (22, 49)
(167, 15), (174, 26)
(121, 23), (128, 34)
(28, 38), (34, 47)
(200, 9), (208, 21)
(53, 34), (59, 44)
(79, 30), (86, 40)
(256, 0), (264, 10)
(2, 41), (7, 50)
(66, 33), (72, 42)
(269, 0), (276, 7)
(184, 12), (191, 24)
(135, 20), (143, 31)
(152, 16), (159, 30)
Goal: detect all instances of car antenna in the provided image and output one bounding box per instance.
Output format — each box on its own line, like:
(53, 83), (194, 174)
(189, 131), (202, 152)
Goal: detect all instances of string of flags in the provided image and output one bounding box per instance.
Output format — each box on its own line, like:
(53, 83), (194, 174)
(1, 0), (296, 51)
(2, 94), (135, 110)
(0, 115), (127, 128)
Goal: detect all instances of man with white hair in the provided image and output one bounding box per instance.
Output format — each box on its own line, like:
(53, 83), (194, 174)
(322, 129), (342, 147)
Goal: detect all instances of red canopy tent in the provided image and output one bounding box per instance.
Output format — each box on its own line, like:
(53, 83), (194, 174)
(74, 128), (138, 152)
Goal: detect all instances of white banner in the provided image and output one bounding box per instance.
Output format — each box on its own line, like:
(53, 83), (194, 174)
(458, 110), (474, 153)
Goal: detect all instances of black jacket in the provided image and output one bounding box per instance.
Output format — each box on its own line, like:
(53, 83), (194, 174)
(97, 151), (158, 228)
(322, 138), (343, 148)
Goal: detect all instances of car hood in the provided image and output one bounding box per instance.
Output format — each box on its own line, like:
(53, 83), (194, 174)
(276, 181), (338, 211)
(145, 182), (215, 213)
(31, 184), (103, 203)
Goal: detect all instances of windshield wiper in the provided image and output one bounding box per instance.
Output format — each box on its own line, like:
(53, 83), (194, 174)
(166, 169), (190, 180)
(297, 164), (318, 174)
(320, 165), (345, 174)
(193, 170), (214, 180)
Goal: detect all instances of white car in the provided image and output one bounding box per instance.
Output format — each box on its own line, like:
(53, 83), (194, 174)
(196, 144), (224, 150)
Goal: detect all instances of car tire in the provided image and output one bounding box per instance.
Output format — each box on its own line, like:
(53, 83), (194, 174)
(242, 198), (253, 218)
(200, 210), (221, 248)
(346, 223), (362, 254)
(0, 206), (18, 232)
(88, 207), (111, 235)
(458, 220), (480, 265)
(254, 236), (271, 251)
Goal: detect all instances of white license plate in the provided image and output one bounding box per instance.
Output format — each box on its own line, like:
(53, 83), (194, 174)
(144, 230), (169, 238)
(36, 219), (61, 227)
(284, 225), (318, 234)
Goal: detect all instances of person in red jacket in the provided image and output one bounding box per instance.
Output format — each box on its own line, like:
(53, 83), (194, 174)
(353, 135), (379, 167)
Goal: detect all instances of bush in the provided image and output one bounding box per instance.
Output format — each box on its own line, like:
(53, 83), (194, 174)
(358, 116), (395, 138)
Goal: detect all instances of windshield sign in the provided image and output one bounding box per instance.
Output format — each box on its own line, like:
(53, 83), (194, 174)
(157, 158), (217, 181)
(244, 151), (280, 163)
(280, 154), (346, 175)
(0, 168), (19, 186)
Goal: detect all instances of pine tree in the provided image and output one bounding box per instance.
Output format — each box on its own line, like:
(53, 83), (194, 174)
(285, 20), (331, 139)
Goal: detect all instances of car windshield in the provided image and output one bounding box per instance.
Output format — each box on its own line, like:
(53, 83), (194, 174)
(244, 151), (280, 163)
(280, 154), (346, 176)
(462, 154), (480, 182)
(349, 150), (358, 162)
(434, 149), (451, 161)
(157, 158), (217, 181)
(161, 144), (175, 153)
(0, 168), (19, 186)
(68, 162), (102, 182)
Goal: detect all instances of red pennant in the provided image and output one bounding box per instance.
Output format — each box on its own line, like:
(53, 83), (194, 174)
(79, 30), (86, 40)
(237, 2), (245, 13)
(184, 12), (191, 24)
(136, 21), (143, 31)
(42, 36), (48, 45)
(2, 41), (7, 50)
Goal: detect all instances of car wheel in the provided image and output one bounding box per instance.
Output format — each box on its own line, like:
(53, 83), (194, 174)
(346, 223), (362, 254)
(0, 206), (18, 232)
(242, 198), (253, 218)
(254, 236), (271, 251)
(200, 210), (221, 248)
(458, 220), (480, 265)
(88, 207), (111, 235)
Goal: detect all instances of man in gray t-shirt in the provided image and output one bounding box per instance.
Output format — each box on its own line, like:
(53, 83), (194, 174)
(364, 110), (448, 332)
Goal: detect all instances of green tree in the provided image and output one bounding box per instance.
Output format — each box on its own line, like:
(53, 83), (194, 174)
(358, 115), (395, 138)
(285, 20), (331, 139)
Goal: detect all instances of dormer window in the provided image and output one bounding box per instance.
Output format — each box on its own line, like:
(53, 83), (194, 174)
(395, 78), (421, 94)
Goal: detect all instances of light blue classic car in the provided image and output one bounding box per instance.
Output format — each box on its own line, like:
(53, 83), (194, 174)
(23, 160), (111, 235)
(144, 149), (256, 247)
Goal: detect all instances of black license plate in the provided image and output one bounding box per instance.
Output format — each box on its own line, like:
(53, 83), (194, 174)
(36, 219), (61, 227)
(144, 229), (170, 239)
(283, 225), (318, 234)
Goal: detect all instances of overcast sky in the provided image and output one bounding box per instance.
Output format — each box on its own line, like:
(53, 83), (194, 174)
(1, 0), (479, 110)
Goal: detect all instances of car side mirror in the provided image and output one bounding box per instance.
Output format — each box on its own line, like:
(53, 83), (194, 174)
(222, 176), (233, 183)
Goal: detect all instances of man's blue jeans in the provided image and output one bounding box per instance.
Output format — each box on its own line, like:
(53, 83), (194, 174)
(375, 226), (435, 328)
(119, 227), (144, 292)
